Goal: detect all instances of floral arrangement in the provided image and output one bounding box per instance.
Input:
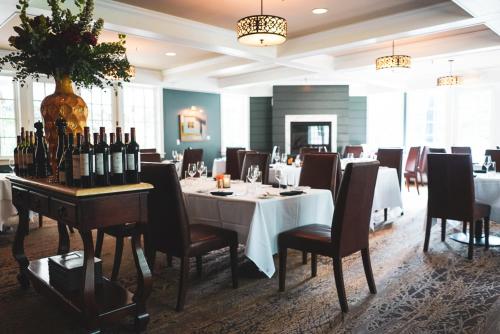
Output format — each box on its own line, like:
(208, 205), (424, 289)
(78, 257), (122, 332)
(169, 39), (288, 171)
(0, 0), (132, 88)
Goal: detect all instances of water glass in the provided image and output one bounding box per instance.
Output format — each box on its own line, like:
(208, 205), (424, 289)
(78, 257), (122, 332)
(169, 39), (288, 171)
(281, 153), (287, 165)
(286, 173), (295, 190)
(275, 166), (284, 186)
(197, 161), (205, 177)
(347, 153), (355, 160)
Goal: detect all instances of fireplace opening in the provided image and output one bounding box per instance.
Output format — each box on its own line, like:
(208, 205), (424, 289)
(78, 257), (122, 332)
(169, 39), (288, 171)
(290, 122), (331, 155)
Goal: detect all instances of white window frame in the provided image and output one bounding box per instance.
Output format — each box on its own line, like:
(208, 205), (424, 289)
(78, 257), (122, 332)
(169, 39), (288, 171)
(0, 73), (21, 160)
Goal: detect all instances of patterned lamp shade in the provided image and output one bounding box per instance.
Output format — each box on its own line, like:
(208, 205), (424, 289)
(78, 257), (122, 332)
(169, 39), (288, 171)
(237, 14), (287, 46)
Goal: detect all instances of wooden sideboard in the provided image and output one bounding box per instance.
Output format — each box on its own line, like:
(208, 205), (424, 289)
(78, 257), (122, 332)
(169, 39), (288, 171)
(8, 175), (154, 333)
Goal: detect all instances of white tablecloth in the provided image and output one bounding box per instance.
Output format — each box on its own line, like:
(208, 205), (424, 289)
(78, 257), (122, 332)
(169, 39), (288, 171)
(212, 158), (226, 177)
(0, 174), (17, 231)
(181, 179), (334, 277)
(269, 165), (403, 212)
(475, 173), (500, 222)
(268, 164), (302, 185)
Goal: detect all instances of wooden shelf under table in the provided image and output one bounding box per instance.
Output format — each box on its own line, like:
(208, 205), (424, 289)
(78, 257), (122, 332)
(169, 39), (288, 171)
(28, 257), (137, 324)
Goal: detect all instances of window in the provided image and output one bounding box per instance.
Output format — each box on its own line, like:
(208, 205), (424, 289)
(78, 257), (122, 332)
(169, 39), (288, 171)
(0, 77), (17, 157)
(406, 89), (447, 147)
(367, 92), (404, 148)
(221, 94), (249, 153)
(122, 85), (157, 148)
(32, 81), (55, 123)
(79, 87), (114, 134)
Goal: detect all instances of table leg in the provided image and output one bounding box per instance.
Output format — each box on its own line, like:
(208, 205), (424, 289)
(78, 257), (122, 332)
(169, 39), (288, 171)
(79, 230), (99, 332)
(131, 229), (152, 331)
(475, 220), (483, 240)
(12, 207), (30, 289)
(57, 221), (70, 255)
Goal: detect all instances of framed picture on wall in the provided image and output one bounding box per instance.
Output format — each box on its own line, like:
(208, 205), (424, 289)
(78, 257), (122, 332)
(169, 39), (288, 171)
(178, 107), (208, 142)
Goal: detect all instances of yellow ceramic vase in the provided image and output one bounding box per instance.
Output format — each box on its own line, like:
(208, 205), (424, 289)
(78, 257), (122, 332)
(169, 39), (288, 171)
(40, 75), (88, 176)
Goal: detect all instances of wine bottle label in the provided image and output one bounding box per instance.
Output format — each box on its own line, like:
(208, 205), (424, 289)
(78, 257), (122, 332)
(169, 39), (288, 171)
(96, 153), (104, 175)
(80, 153), (90, 176)
(127, 153), (135, 171)
(72, 156), (81, 179)
(138, 153), (141, 172)
(112, 152), (123, 174)
(59, 170), (66, 183)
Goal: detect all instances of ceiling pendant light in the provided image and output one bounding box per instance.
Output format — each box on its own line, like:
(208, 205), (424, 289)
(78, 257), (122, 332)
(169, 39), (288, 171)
(437, 60), (463, 86)
(237, 0), (287, 46)
(375, 40), (411, 70)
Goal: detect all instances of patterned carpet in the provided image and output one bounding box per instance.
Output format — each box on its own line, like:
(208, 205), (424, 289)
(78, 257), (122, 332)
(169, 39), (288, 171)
(1, 190), (500, 334)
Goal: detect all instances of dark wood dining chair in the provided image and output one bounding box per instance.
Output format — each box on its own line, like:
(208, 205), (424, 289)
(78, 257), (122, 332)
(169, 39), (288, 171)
(236, 150), (255, 179)
(298, 153), (341, 264)
(226, 147), (245, 179)
(343, 145), (363, 158)
(142, 163), (239, 311)
(404, 146), (421, 194)
(299, 147), (319, 159)
(240, 152), (270, 184)
(485, 149), (500, 172)
(278, 161), (379, 313)
(140, 152), (161, 162)
(429, 148), (447, 153)
(417, 146), (429, 186)
(181, 148), (203, 179)
(140, 148), (157, 153)
(451, 146), (471, 154)
(377, 148), (403, 221)
(424, 154), (491, 259)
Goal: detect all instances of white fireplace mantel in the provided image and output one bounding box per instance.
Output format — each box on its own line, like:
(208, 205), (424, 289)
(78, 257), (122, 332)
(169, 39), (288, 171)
(285, 114), (337, 154)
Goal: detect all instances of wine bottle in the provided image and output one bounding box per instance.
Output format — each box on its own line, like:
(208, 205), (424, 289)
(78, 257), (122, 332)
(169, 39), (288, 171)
(19, 128), (26, 176)
(43, 136), (51, 176)
(95, 127), (110, 186)
(65, 134), (74, 186)
(110, 127), (126, 185)
(72, 134), (81, 187)
(124, 132), (129, 172)
(14, 135), (20, 175)
(126, 127), (140, 183)
(57, 134), (68, 184)
(55, 118), (67, 179)
(79, 127), (94, 188)
(27, 132), (35, 177)
(34, 121), (49, 178)
(21, 131), (30, 177)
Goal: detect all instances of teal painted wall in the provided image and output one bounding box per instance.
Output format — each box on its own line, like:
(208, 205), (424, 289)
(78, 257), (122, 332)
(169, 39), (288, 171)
(163, 89), (221, 171)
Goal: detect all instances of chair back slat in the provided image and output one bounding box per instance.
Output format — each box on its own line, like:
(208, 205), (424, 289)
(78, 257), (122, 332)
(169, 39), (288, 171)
(181, 149), (203, 179)
(377, 148), (403, 187)
(427, 154), (475, 221)
(141, 163), (191, 255)
(299, 153), (340, 198)
(331, 161), (379, 257)
(240, 153), (269, 183)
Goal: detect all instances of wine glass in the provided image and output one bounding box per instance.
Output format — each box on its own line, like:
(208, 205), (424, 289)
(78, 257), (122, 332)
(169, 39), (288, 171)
(196, 161), (205, 177)
(286, 173), (295, 190)
(274, 147), (281, 164)
(281, 153), (287, 165)
(484, 155), (492, 173)
(247, 165), (259, 183)
(172, 150), (178, 162)
(187, 163), (197, 179)
(347, 153), (355, 160)
(295, 155), (301, 167)
(274, 166), (284, 187)
(8, 158), (15, 174)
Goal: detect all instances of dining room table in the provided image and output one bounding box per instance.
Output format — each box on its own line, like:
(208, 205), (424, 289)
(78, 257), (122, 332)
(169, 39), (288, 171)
(0, 173), (17, 231)
(180, 178), (334, 278)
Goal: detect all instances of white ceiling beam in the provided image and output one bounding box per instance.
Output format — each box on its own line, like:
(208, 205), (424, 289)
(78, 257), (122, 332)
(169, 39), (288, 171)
(26, 0), (277, 62)
(334, 28), (500, 70)
(452, 0), (500, 35)
(218, 67), (312, 88)
(278, 2), (482, 60)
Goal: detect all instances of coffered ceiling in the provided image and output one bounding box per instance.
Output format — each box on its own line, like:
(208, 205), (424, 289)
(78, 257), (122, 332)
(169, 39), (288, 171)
(1, 0), (500, 93)
(115, 0), (449, 38)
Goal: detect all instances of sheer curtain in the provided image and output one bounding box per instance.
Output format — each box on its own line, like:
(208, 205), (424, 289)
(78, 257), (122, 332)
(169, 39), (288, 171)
(220, 94), (249, 155)
(367, 92), (404, 149)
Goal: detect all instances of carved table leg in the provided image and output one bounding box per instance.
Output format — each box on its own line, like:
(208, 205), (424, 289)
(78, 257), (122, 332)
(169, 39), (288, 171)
(57, 221), (70, 255)
(131, 230), (152, 332)
(12, 207), (30, 289)
(79, 230), (99, 333)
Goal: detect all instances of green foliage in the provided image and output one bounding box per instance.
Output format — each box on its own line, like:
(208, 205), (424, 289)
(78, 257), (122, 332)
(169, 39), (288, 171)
(0, 0), (131, 88)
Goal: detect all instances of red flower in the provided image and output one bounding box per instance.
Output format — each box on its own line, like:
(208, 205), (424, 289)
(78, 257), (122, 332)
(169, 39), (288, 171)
(61, 29), (82, 45)
(82, 31), (97, 46)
